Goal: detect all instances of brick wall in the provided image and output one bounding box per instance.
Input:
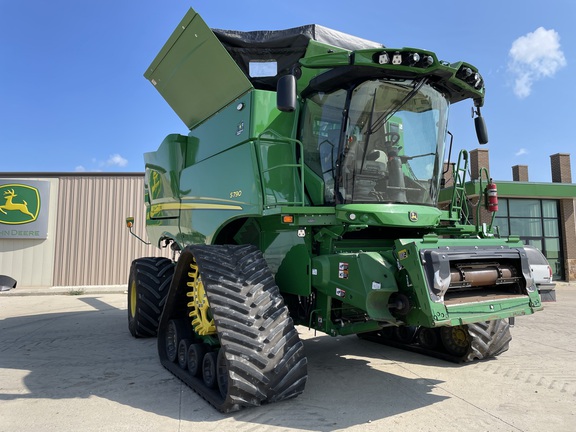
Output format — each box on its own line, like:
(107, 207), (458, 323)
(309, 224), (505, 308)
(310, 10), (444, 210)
(469, 149), (490, 180)
(512, 165), (529, 182)
(550, 153), (572, 183)
(442, 162), (455, 188)
(560, 199), (576, 281)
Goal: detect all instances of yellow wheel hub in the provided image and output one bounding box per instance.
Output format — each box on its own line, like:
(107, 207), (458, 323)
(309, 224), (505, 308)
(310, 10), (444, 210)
(449, 326), (469, 347)
(187, 259), (216, 336)
(130, 280), (137, 318)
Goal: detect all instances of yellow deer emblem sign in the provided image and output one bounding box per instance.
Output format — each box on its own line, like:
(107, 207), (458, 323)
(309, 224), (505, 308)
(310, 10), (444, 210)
(0, 185), (40, 224)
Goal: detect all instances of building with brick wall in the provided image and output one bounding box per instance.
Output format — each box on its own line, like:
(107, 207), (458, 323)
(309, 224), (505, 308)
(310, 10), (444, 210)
(440, 150), (576, 282)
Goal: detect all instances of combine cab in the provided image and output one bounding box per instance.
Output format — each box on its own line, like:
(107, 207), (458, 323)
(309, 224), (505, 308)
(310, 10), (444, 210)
(127, 8), (543, 412)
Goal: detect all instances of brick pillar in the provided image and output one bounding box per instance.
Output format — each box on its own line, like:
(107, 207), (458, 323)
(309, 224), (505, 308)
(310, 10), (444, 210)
(550, 153), (572, 183)
(469, 149), (489, 181)
(560, 199), (576, 281)
(442, 162), (454, 188)
(550, 154), (575, 280)
(512, 165), (529, 182)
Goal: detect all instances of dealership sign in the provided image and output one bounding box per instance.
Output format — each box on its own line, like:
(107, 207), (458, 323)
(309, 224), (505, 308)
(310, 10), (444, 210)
(0, 180), (50, 239)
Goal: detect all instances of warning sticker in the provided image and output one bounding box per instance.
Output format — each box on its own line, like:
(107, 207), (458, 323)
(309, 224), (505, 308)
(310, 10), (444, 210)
(338, 262), (349, 279)
(398, 249), (408, 260)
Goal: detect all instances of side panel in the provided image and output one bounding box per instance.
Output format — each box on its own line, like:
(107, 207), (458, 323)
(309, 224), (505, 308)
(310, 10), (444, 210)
(178, 142), (263, 245)
(144, 134), (187, 247)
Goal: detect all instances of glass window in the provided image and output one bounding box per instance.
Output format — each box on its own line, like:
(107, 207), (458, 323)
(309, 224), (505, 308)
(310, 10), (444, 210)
(494, 218), (509, 236)
(545, 238), (561, 259)
(543, 219), (559, 237)
(497, 198), (508, 217)
(509, 199), (541, 217)
(510, 218), (542, 237)
(542, 200), (558, 218)
(525, 238), (543, 251)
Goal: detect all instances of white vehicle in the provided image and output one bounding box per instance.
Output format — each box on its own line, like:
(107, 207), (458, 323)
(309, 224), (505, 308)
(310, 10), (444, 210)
(524, 246), (556, 302)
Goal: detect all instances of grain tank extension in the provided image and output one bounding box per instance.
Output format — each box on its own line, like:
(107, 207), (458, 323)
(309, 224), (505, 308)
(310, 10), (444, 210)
(127, 8), (543, 412)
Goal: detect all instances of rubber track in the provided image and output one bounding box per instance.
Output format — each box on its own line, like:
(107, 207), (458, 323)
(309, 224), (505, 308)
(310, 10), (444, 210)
(159, 245), (308, 412)
(128, 257), (174, 337)
(360, 319), (512, 364)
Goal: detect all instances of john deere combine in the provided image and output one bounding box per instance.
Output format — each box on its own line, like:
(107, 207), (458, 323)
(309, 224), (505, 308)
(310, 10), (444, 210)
(127, 8), (543, 412)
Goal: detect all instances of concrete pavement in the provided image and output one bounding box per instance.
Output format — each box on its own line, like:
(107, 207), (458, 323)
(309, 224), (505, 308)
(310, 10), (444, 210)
(1, 287), (575, 431)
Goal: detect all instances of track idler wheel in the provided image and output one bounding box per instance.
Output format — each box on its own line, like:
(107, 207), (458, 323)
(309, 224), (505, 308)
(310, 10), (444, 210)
(187, 343), (208, 377)
(417, 327), (440, 350)
(165, 319), (189, 363)
(440, 326), (470, 357)
(178, 339), (191, 370)
(202, 351), (218, 389)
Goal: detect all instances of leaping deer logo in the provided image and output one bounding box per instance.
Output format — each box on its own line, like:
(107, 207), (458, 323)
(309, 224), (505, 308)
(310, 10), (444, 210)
(0, 189), (35, 218)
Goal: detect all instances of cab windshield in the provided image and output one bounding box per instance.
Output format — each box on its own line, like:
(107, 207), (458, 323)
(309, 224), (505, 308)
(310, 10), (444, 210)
(301, 79), (449, 205)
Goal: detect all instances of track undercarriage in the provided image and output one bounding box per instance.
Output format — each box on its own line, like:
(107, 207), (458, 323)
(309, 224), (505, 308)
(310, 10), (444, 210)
(155, 245), (308, 413)
(358, 320), (512, 363)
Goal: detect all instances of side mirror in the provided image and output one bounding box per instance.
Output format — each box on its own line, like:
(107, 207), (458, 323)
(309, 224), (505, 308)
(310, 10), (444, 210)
(277, 74), (296, 112)
(472, 106), (488, 144)
(475, 116), (489, 145)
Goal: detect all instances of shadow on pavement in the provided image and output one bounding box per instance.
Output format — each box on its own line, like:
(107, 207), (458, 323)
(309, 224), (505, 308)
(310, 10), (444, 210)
(0, 296), (449, 430)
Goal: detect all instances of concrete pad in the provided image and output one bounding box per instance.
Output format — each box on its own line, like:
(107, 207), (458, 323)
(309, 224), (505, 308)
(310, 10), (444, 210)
(1, 287), (575, 431)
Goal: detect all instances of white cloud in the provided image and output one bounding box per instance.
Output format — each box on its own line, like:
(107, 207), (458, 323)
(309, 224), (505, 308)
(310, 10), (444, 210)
(74, 165), (86, 172)
(106, 154), (128, 167)
(508, 27), (566, 98)
(515, 148), (528, 156)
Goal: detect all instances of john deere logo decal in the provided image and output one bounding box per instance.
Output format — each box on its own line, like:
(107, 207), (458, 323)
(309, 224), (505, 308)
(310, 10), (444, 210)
(0, 184), (40, 224)
(409, 211), (418, 222)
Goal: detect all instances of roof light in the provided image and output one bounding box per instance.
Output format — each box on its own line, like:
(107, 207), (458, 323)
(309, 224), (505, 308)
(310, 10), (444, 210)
(408, 52), (420, 65)
(378, 52), (390, 64)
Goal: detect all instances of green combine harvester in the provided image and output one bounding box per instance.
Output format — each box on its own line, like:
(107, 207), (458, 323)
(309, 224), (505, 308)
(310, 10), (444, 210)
(127, 8), (543, 412)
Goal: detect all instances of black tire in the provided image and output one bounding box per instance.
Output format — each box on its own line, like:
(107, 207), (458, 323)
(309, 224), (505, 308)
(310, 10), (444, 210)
(466, 320), (512, 361)
(178, 339), (191, 370)
(202, 351), (218, 389)
(194, 244), (308, 407)
(187, 343), (208, 377)
(128, 257), (174, 338)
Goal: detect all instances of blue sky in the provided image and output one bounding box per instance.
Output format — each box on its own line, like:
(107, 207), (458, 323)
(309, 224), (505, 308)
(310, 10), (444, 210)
(1, 0), (574, 182)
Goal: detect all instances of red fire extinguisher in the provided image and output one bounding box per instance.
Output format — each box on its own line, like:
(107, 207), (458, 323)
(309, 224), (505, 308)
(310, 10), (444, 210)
(485, 178), (498, 212)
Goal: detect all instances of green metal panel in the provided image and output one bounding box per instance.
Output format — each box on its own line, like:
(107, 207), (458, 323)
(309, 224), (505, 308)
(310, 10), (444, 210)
(144, 8), (253, 129)
(335, 204), (442, 228)
(178, 142), (263, 245)
(187, 94), (252, 165)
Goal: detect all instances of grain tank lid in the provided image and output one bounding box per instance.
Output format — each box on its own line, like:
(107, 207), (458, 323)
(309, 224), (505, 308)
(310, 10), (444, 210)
(144, 8), (254, 130)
